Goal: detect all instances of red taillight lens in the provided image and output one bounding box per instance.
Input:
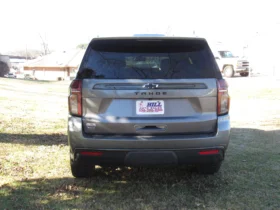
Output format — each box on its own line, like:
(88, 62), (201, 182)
(217, 79), (230, 115)
(68, 79), (82, 116)
(199, 149), (219, 155)
(80, 151), (103, 156)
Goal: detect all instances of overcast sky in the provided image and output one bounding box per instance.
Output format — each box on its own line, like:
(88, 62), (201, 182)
(1, 0), (279, 54)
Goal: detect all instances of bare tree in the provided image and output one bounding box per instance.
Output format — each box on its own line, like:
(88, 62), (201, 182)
(8, 49), (43, 59)
(39, 33), (50, 55)
(165, 26), (172, 36)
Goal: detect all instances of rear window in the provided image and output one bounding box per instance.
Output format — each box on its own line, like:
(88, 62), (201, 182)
(77, 39), (222, 79)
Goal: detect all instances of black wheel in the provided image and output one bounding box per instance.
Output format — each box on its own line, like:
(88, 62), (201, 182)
(70, 160), (94, 178)
(197, 161), (222, 175)
(223, 66), (234, 77)
(240, 72), (249, 77)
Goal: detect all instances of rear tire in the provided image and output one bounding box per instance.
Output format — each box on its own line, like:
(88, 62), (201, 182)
(223, 66), (234, 77)
(240, 72), (249, 77)
(70, 160), (95, 178)
(197, 161), (222, 175)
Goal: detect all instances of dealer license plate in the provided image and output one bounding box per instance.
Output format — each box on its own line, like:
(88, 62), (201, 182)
(136, 100), (164, 115)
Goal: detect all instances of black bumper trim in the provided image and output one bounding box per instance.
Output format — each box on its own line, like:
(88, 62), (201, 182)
(73, 148), (224, 166)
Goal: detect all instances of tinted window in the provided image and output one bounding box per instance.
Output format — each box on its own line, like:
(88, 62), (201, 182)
(78, 39), (221, 79)
(219, 51), (234, 58)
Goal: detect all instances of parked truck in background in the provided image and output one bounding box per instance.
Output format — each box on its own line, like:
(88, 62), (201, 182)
(214, 50), (250, 77)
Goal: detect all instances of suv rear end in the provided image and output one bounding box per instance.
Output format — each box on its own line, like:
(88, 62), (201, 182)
(68, 37), (230, 177)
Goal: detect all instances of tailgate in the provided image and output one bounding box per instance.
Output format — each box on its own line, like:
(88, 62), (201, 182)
(82, 79), (217, 135)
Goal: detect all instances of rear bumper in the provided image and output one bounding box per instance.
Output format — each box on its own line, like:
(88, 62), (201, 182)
(68, 115), (230, 165)
(74, 148), (224, 166)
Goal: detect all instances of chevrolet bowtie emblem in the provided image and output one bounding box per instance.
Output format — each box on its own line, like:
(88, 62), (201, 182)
(143, 83), (159, 89)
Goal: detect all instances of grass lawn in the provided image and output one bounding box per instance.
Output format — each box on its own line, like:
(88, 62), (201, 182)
(0, 77), (279, 209)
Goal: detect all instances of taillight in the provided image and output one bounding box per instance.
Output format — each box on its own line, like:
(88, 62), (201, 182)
(217, 79), (230, 115)
(80, 151), (103, 156)
(199, 149), (219, 155)
(68, 79), (82, 116)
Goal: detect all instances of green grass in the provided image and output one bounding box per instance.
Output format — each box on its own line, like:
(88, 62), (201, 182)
(0, 77), (279, 209)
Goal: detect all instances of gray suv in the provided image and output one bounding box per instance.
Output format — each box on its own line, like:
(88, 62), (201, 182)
(68, 37), (230, 177)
